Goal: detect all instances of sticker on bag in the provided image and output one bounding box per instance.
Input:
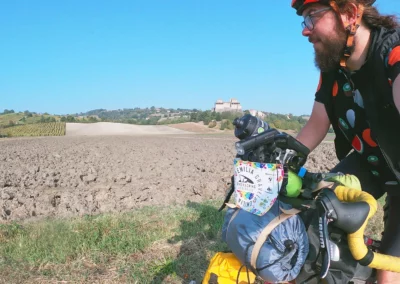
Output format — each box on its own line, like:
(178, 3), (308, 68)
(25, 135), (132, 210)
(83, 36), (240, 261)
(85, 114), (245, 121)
(232, 158), (284, 216)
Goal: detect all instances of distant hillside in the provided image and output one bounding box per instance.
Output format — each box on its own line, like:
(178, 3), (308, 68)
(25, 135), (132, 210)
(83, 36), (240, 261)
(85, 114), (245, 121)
(0, 108), (313, 134)
(0, 111), (62, 127)
(78, 107), (196, 125)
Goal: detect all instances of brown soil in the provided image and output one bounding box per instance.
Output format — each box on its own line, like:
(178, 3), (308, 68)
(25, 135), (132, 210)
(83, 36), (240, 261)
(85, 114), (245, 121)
(0, 128), (339, 223)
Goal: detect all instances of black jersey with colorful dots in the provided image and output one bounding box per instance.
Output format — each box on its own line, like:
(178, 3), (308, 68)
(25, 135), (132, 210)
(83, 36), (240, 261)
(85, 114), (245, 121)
(314, 27), (400, 187)
(332, 70), (395, 183)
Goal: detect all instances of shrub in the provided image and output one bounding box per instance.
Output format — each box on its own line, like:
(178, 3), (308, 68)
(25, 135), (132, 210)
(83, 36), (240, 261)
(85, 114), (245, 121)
(208, 120), (217, 128)
(220, 119), (233, 130)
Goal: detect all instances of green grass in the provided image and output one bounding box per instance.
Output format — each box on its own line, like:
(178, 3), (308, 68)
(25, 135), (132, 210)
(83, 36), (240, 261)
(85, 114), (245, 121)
(0, 201), (227, 284)
(0, 112), (64, 126)
(0, 113), (25, 127)
(0, 198), (384, 284)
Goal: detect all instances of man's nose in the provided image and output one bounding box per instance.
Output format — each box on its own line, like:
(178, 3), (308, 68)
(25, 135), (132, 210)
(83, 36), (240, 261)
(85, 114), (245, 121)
(302, 26), (312, 37)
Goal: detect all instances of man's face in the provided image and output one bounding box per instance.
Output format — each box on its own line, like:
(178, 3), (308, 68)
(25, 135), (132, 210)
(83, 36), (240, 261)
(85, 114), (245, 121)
(301, 4), (347, 72)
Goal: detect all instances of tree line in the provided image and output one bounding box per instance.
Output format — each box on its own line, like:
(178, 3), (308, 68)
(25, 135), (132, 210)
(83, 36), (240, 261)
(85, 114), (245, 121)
(1, 108), (315, 132)
(187, 110), (309, 132)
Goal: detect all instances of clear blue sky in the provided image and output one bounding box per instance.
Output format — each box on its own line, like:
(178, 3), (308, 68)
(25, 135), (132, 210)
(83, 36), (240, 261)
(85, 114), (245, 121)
(1, 0), (399, 115)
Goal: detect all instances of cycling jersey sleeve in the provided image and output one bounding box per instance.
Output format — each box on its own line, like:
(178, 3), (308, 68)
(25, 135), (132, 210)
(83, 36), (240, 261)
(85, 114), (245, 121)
(315, 72), (333, 105)
(315, 73), (325, 103)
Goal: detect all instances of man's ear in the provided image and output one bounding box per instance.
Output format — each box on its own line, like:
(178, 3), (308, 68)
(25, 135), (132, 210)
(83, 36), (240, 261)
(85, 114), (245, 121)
(339, 2), (358, 27)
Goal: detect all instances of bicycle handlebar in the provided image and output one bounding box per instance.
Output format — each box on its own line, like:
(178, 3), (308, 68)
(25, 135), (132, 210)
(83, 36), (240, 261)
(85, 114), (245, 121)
(231, 117), (400, 273)
(334, 185), (400, 273)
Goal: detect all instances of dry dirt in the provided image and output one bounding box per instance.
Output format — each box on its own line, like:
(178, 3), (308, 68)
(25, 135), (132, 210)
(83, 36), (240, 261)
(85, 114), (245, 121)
(0, 123), (339, 223)
(168, 121), (230, 133)
(66, 122), (193, 136)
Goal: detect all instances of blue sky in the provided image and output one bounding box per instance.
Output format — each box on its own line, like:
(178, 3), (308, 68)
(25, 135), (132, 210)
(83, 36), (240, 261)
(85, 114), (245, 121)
(1, 0), (399, 115)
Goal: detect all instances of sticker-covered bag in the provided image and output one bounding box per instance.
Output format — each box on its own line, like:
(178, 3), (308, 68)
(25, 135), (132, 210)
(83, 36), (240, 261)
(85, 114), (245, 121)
(231, 158), (284, 216)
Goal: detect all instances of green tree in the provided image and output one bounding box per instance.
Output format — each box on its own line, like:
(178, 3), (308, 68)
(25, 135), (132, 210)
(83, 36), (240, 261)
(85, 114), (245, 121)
(88, 116), (98, 123)
(190, 112), (198, 121)
(273, 119), (283, 129)
(66, 116), (76, 122)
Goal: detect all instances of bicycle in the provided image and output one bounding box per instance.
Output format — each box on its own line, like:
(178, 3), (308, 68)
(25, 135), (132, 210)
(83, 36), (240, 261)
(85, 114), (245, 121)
(211, 114), (400, 284)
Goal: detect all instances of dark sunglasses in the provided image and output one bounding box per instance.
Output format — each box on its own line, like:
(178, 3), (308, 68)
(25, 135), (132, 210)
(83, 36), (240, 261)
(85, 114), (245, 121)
(301, 7), (331, 31)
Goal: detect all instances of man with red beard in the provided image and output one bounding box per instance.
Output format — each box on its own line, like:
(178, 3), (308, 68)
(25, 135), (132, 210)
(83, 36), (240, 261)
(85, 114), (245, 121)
(291, 0), (400, 283)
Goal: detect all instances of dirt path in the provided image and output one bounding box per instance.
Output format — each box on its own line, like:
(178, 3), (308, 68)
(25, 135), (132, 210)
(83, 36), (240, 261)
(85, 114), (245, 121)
(66, 122), (192, 136)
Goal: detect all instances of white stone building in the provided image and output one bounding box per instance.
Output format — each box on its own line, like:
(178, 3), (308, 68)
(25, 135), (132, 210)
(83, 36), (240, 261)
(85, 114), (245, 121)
(213, 98), (242, 113)
(249, 109), (266, 119)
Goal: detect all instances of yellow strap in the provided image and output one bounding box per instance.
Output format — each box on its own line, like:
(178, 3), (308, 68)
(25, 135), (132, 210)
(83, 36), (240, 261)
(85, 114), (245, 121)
(250, 208), (301, 269)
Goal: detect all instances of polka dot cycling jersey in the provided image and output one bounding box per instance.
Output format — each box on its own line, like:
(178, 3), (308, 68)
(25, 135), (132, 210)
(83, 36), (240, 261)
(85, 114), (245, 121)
(314, 27), (400, 189)
(329, 71), (397, 184)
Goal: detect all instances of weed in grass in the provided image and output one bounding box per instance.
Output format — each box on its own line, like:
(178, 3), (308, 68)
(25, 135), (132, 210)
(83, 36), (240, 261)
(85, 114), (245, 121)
(149, 201), (227, 283)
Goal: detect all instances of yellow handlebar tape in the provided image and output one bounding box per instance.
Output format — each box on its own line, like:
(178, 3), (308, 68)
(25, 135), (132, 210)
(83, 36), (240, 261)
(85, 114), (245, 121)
(334, 186), (400, 272)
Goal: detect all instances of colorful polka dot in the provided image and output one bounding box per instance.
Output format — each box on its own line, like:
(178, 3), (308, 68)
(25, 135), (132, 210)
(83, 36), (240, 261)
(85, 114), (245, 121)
(371, 170), (380, 177)
(352, 135), (364, 154)
(353, 90), (364, 109)
(346, 109), (355, 128)
(388, 46), (400, 66)
(339, 118), (349, 130)
(362, 129), (378, 147)
(367, 155), (379, 166)
(332, 81), (338, 97)
(343, 82), (352, 92)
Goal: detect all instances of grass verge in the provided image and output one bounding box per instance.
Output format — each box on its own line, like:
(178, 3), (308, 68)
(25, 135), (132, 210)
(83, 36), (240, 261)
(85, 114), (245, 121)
(0, 198), (384, 284)
(0, 201), (227, 284)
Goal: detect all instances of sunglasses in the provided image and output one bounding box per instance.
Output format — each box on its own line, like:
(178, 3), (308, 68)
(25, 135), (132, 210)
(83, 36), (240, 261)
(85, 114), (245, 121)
(301, 7), (331, 31)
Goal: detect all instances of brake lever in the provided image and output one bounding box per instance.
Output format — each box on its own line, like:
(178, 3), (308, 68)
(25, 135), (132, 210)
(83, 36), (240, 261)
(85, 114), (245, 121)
(329, 240), (340, 261)
(317, 201), (332, 279)
(316, 192), (342, 279)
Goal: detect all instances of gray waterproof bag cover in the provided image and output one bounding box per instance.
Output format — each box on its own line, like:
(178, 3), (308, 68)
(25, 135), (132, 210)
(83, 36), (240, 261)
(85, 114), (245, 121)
(222, 201), (309, 283)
